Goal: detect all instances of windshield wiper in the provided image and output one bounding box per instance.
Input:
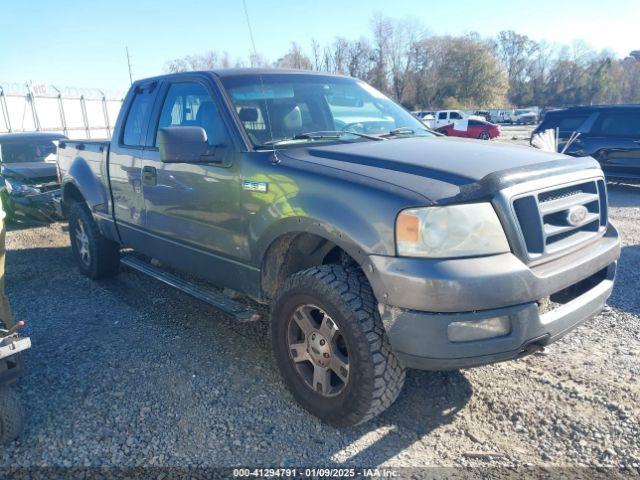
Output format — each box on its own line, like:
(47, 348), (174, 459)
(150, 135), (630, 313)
(261, 130), (384, 147)
(380, 127), (416, 137)
(380, 127), (436, 138)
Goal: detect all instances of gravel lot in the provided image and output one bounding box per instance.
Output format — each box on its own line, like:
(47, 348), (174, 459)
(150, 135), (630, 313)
(1, 132), (638, 473)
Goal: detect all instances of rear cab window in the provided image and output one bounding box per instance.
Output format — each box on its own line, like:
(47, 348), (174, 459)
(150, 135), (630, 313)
(121, 84), (156, 147)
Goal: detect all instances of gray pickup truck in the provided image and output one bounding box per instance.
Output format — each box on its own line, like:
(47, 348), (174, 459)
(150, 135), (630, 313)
(57, 69), (620, 426)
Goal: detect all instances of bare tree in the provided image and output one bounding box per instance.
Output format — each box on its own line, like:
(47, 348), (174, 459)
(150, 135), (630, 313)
(496, 30), (538, 105)
(163, 14), (639, 109)
(347, 38), (374, 79)
(165, 51), (243, 72)
(249, 52), (271, 68)
(275, 42), (313, 70)
(369, 13), (392, 92)
(310, 38), (322, 71)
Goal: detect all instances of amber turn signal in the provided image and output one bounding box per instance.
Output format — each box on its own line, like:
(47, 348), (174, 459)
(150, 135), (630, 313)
(396, 213), (420, 243)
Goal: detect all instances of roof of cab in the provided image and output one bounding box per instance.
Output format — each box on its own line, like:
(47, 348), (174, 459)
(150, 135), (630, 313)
(211, 68), (349, 78)
(134, 68), (353, 85)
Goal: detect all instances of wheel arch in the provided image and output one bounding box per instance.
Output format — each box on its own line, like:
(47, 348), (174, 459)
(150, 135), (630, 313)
(61, 157), (110, 214)
(260, 229), (373, 302)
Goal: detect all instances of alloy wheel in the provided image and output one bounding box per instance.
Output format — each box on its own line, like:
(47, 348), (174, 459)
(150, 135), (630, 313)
(287, 304), (350, 397)
(75, 220), (91, 267)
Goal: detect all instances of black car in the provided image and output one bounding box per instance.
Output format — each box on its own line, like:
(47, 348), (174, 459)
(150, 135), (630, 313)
(532, 105), (640, 181)
(0, 132), (66, 222)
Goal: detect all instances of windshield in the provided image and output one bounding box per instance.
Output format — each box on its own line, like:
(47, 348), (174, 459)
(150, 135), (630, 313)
(0, 139), (58, 163)
(219, 74), (433, 148)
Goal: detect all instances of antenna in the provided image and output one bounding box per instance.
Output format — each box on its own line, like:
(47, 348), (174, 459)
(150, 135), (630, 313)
(242, 0), (258, 63)
(241, 0), (276, 148)
(126, 46), (133, 85)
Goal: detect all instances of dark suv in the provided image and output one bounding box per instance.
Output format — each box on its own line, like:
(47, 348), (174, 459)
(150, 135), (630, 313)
(532, 105), (640, 181)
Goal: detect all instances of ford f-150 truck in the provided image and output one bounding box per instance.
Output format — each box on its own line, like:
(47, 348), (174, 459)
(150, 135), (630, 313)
(57, 69), (620, 426)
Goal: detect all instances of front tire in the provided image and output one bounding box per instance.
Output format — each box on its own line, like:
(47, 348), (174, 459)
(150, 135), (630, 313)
(271, 265), (406, 426)
(479, 131), (491, 140)
(69, 202), (120, 279)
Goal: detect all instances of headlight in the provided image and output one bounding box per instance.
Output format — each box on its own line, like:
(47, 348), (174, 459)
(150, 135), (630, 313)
(5, 177), (41, 196)
(396, 203), (510, 258)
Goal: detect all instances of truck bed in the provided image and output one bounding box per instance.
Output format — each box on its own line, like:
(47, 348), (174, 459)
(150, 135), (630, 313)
(56, 139), (112, 215)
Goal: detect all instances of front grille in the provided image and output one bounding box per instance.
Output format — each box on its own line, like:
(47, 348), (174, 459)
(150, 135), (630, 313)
(512, 179), (607, 259)
(538, 185), (584, 203)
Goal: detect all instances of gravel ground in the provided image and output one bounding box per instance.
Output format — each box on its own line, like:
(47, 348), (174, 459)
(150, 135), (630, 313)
(494, 124), (536, 147)
(0, 134), (638, 474)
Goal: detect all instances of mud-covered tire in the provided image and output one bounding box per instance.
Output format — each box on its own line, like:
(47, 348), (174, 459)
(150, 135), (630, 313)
(69, 202), (120, 279)
(0, 386), (23, 444)
(271, 265), (406, 427)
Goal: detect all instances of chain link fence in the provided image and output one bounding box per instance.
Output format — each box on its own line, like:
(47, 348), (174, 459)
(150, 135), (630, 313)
(0, 82), (125, 139)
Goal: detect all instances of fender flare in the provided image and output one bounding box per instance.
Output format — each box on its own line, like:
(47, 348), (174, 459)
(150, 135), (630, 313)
(256, 216), (373, 269)
(62, 157), (109, 214)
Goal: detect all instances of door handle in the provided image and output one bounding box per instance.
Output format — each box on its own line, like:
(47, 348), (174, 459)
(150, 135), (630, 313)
(142, 166), (157, 186)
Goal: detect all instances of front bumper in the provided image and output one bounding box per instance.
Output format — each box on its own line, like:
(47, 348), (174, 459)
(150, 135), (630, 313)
(370, 224), (620, 370)
(9, 188), (64, 222)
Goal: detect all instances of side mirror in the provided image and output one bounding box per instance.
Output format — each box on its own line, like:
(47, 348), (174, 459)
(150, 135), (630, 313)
(158, 127), (228, 165)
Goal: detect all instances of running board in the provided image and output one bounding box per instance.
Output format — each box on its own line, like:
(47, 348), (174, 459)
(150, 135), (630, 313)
(121, 255), (261, 322)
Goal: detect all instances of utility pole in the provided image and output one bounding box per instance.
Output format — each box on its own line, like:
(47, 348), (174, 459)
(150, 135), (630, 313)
(126, 46), (133, 85)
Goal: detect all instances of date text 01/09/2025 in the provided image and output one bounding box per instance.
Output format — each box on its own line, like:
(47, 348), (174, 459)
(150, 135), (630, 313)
(232, 467), (398, 477)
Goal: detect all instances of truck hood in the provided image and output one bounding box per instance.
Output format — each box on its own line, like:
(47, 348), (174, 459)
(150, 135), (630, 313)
(280, 136), (601, 203)
(1, 161), (58, 184)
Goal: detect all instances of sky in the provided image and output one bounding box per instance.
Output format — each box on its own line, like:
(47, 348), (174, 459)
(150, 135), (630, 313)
(1, 0), (638, 92)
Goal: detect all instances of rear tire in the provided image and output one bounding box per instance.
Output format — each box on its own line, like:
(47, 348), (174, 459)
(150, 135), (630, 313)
(69, 202), (120, 279)
(271, 265), (406, 427)
(0, 386), (23, 444)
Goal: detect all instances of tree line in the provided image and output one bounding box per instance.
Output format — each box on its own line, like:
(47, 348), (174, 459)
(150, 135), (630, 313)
(165, 14), (640, 110)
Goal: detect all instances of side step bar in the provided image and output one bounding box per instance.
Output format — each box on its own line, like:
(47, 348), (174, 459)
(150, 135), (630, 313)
(121, 255), (261, 322)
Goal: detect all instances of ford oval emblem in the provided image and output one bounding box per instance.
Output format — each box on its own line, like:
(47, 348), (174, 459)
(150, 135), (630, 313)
(566, 205), (588, 226)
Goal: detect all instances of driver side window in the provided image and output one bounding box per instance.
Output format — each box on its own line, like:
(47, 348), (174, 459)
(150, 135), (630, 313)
(450, 112), (462, 120)
(155, 82), (227, 147)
